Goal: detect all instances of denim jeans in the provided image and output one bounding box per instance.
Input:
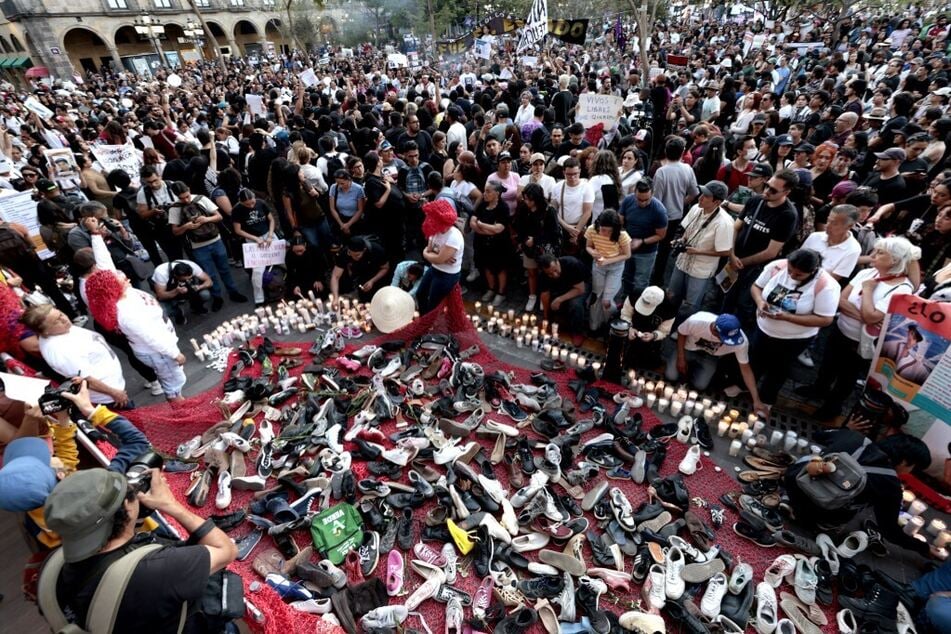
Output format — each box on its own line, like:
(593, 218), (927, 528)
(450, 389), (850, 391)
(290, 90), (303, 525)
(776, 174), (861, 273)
(668, 266), (714, 325)
(664, 346), (719, 390)
(417, 268), (460, 314)
(299, 218), (333, 251)
(750, 327), (813, 405)
(190, 239), (240, 298)
(914, 561), (951, 632)
(622, 252), (658, 297)
(590, 259), (625, 330)
(134, 349), (186, 398)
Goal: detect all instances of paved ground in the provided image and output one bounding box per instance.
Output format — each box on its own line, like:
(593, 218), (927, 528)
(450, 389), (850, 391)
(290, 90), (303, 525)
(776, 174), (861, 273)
(0, 265), (940, 627)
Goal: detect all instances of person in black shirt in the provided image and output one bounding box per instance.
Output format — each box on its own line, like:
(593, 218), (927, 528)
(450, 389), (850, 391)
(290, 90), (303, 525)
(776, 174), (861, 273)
(330, 236), (390, 302)
(552, 77), (574, 127)
(863, 147), (908, 205)
(722, 169), (800, 330)
(362, 151), (404, 267)
(556, 123), (591, 159)
(620, 286), (677, 369)
(784, 430), (932, 558)
(231, 189), (276, 306)
(285, 234), (327, 299)
(246, 132), (277, 197)
(470, 181), (513, 303)
(538, 254), (588, 342)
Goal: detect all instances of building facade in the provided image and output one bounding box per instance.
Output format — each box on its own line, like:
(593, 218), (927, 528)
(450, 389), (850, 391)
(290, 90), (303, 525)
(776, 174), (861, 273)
(0, 0), (288, 80)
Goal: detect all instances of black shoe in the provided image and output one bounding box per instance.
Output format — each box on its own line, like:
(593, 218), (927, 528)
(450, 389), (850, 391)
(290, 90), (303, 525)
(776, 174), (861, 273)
(473, 526), (494, 578)
(494, 606), (537, 634)
(693, 418), (713, 449)
(396, 508), (415, 550)
(645, 446), (666, 483)
(732, 521), (776, 548)
(517, 575), (564, 599)
(229, 291), (248, 303)
(421, 524), (452, 543)
(664, 600), (709, 634)
(631, 544), (651, 583)
(814, 557), (834, 606)
(839, 584), (900, 626)
(379, 517), (398, 553)
(211, 296), (224, 311)
(235, 529), (263, 561)
(631, 501), (664, 524)
(211, 509), (247, 532)
(358, 500), (386, 531)
(367, 461), (402, 479)
(576, 582), (610, 634)
(863, 519), (889, 557)
(586, 530), (617, 568)
(720, 575), (754, 628)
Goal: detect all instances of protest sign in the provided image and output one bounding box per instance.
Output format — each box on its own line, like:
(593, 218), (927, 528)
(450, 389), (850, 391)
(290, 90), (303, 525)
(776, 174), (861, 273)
(299, 68), (319, 88)
(91, 143), (142, 187)
(0, 372), (50, 405)
(387, 53), (408, 68)
(867, 294), (951, 477)
(521, 56), (538, 67)
(475, 38), (492, 60)
(246, 94), (266, 117)
(575, 93), (623, 129)
(242, 240), (288, 269)
(0, 189), (53, 259)
(45, 148), (78, 180)
(518, 0), (548, 52)
(23, 97), (54, 120)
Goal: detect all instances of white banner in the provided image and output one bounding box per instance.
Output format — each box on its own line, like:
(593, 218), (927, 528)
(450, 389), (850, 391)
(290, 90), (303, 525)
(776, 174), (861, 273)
(575, 93), (624, 129)
(0, 189), (54, 259)
(246, 94), (266, 118)
(299, 68), (319, 88)
(474, 38), (492, 60)
(91, 143), (143, 187)
(23, 96), (54, 120)
(242, 239), (288, 269)
(517, 0), (549, 52)
(521, 56), (538, 67)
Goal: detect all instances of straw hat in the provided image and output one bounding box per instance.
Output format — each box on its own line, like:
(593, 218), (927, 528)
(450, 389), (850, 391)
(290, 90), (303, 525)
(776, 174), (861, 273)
(369, 287), (416, 334)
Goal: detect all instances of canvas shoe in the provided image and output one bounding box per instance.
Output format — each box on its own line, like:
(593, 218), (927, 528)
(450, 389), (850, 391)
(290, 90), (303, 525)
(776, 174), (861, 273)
(764, 554), (796, 588)
(146, 380), (164, 396)
(793, 557), (819, 606)
(414, 542), (448, 567)
(404, 569), (446, 611)
(836, 609), (857, 634)
(386, 550), (404, 596)
(215, 471), (232, 509)
(643, 564), (666, 610)
(289, 598), (332, 614)
(554, 571), (576, 622)
(361, 605), (409, 630)
(316, 559), (348, 589)
(675, 416), (694, 444)
(472, 575), (493, 619)
(442, 543), (459, 584)
(701, 572), (729, 619)
(836, 531), (869, 559)
(816, 533), (841, 575)
(728, 561), (753, 594)
(678, 444), (702, 475)
(665, 546), (686, 599)
(754, 582), (778, 634)
(445, 595), (464, 634)
(619, 609), (665, 634)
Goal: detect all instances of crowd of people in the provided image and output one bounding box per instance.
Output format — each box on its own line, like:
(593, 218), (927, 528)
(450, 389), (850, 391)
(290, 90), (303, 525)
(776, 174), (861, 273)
(0, 4), (948, 633)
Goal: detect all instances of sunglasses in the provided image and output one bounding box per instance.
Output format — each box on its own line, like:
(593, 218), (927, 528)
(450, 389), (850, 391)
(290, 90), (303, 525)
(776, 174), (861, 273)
(765, 184), (782, 194)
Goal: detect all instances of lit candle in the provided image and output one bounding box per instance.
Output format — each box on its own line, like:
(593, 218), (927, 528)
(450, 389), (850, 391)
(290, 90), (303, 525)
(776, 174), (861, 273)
(688, 390), (698, 401)
(645, 381), (655, 394)
(190, 338), (200, 353)
(516, 335), (524, 348)
(475, 301), (482, 313)
(902, 490), (917, 509)
(908, 500), (928, 516)
(592, 361), (602, 377)
(531, 338), (539, 351)
(569, 352), (578, 367)
(507, 309), (515, 321)
(657, 398), (669, 413)
(702, 398), (712, 409)
(560, 349), (569, 362)
(935, 530), (951, 548)
(728, 423), (741, 438)
(729, 440), (742, 456)
(693, 402), (704, 416)
(717, 419), (729, 436)
(577, 357), (586, 369)
(904, 516), (925, 536)
(550, 346), (560, 359)
(551, 324), (559, 339)
(770, 430), (784, 447)
(729, 409), (740, 420)
(646, 393), (657, 408)
(932, 546), (949, 561)
(670, 400), (683, 416)
(703, 409), (716, 424)
(543, 343), (552, 356)
(747, 413), (758, 424)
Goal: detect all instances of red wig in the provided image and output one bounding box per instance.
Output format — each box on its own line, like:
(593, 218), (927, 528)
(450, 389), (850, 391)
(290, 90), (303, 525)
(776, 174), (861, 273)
(85, 270), (126, 332)
(421, 198), (458, 238)
(0, 283), (27, 359)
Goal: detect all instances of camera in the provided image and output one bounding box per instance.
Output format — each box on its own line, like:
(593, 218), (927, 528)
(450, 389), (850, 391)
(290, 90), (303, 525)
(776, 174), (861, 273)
(670, 238), (688, 255)
(38, 381), (82, 416)
(126, 451), (164, 495)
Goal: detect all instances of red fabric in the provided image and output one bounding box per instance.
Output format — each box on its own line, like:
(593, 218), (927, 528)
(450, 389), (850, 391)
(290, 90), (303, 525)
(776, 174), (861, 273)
(421, 198), (458, 238)
(901, 473), (951, 514)
(123, 288), (836, 632)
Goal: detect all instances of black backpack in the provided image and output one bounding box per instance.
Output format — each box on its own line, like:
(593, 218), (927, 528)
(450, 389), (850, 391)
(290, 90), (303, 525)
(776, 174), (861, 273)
(173, 196), (220, 243)
(323, 152), (345, 178)
(0, 222), (33, 265)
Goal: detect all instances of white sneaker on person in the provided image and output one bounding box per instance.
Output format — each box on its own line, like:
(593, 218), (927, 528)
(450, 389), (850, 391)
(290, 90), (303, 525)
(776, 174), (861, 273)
(797, 351), (815, 368)
(466, 269), (480, 283)
(492, 294), (506, 307)
(525, 295), (537, 312)
(480, 290), (495, 302)
(146, 381), (164, 396)
(723, 385), (745, 398)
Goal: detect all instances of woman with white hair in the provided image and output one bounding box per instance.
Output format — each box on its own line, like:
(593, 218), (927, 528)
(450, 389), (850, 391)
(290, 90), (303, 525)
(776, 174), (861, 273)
(514, 91), (535, 129)
(797, 236), (920, 420)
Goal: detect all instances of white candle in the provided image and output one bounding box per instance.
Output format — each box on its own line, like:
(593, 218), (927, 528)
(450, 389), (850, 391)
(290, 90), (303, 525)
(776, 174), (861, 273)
(717, 419), (730, 436)
(796, 438), (809, 453)
(908, 500), (928, 516)
(577, 357), (586, 369)
(904, 516), (925, 536)
(646, 393), (657, 408)
(902, 490), (917, 509)
(569, 352), (578, 367)
(783, 432), (798, 453)
(516, 335), (524, 348)
(592, 361), (602, 377)
(693, 402), (705, 417)
(543, 343), (552, 356)
(702, 398), (712, 408)
(560, 349), (569, 362)
(663, 386), (675, 399)
(927, 519), (947, 537)
(752, 420), (765, 435)
(935, 530), (951, 548)
(670, 400), (683, 416)
(475, 301), (482, 313)
(657, 398), (669, 413)
(551, 324), (559, 339)
(770, 430), (784, 447)
(741, 429), (754, 443)
(729, 440), (742, 456)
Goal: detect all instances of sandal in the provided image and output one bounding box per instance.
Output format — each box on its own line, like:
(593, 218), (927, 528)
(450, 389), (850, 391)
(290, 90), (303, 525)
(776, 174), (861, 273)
(540, 359), (566, 371)
(273, 347), (302, 357)
(738, 469), (784, 483)
(749, 447), (795, 466)
(744, 456), (791, 471)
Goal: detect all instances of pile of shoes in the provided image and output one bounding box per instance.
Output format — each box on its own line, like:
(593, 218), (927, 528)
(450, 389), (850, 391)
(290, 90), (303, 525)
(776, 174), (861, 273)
(168, 329), (917, 634)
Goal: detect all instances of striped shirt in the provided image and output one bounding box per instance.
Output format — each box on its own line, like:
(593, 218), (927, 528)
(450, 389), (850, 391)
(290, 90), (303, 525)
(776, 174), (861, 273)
(584, 227), (632, 259)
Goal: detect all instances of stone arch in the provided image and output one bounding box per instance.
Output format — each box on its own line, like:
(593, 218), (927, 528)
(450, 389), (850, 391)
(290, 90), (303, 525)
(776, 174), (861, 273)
(205, 20), (226, 39)
(63, 26), (112, 74)
(233, 19), (262, 56)
(10, 34), (24, 52)
(233, 19), (259, 37)
(0, 36), (11, 54)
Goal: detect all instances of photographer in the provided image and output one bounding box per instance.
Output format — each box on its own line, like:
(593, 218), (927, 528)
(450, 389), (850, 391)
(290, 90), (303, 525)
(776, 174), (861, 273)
(135, 165), (183, 263)
(38, 463), (238, 632)
(67, 202), (140, 286)
(151, 260), (213, 324)
(20, 304), (130, 409)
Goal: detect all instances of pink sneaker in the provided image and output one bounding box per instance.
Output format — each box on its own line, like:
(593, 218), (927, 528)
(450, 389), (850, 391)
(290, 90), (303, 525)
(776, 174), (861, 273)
(386, 550), (404, 596)
(472, 575), (494, 619)
(413, 542), (447, 567)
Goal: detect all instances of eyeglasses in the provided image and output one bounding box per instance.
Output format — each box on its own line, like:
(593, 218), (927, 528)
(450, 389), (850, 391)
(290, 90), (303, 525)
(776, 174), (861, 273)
(765, 184), (782, 194)
(23, 173), (37, 178)
(564, 171), (580, 177)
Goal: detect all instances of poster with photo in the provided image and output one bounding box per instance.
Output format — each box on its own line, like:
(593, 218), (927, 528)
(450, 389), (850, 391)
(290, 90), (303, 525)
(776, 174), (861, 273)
(867, 294), (951, 476)
(45, 147), (78, 180)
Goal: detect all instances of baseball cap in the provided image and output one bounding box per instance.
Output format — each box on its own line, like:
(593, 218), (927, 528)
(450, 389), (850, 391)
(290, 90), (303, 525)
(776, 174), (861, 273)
(380, 140), (393, 151)
(36, 178), (58, 192)
(0, 437), (57, 512)
(497, 151), (512, 161)
(794, 143), (816, 154)
(831, 180), (858, 198)
(699, 180), (729, 201)
(45, 468), (129, 563)
(752, 114), (767, 123)
(530, 152), (546, 164)
(713, 314), (745, 346)
(776, 134), (793, 146)
(634, 286), (665, 316)
(749, 163), (773, 178)
(874, 147), (906, 161)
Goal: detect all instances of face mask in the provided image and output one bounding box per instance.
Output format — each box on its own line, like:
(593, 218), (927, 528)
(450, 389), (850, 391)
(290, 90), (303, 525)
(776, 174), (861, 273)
(746, 149), (758, 160)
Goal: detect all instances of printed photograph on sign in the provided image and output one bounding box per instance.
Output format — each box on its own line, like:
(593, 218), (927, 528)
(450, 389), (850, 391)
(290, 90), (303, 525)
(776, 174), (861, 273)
(45, 148), (79, 179)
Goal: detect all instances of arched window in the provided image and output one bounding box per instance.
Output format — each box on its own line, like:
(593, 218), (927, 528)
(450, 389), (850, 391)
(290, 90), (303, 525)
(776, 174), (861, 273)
(9, 35), (24, 52)
(0, 37), (11, 54)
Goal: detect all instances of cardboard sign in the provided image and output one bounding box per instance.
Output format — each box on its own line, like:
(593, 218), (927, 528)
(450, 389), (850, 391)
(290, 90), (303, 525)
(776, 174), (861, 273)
(23, 96), (54, 120)
(475, 38), (492, 59)
(91, 143), (142, 188)
(45, 147), (78, 180)
(0, 371), (50, 405)
(521, 56), (538, 67)
(0, 189), (53, 259)
(246, 94), (266, 117)
(387, 53), (408, 68)
(300, 68), (319, 88)
(575, 93), (623, 128)
(242, 239), (288, 269)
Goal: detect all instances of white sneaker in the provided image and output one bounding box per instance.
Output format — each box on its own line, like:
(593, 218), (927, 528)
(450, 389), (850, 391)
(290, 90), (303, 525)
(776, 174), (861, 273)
(676, 415), (694, 443)
(480, 289), (495, 302)
(764, 554), (796, 588)
(618, 610), (665, 633)
(754, 582), (778, 634)
(215, 471), (232, 509)
(896, 602), (917, 634)
(665, 546), (686, 599)
(836, 609), (857, 634)
(146, 380), (164, 396)
(361, 605), (409, 629)
(797, 351), (815, 368)
(492, 293), (506, 307)
(643, 564), (666, 610)
(525, 294), (538, 312)
(442, 543), (458, 584)
(728, 561), (753, 593)
(678, 444), (702, 475)
(290, 598), (332, 614)
(700, 572), (728, 619)
(835, 531), (868, 558)
(816, 533), (841, 575)
(466, 269), (480, 283)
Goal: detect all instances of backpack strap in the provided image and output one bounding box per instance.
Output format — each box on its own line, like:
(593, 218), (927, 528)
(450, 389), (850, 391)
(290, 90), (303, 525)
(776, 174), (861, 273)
(37, 549), (73, 633)
(86, 544), (171, 634)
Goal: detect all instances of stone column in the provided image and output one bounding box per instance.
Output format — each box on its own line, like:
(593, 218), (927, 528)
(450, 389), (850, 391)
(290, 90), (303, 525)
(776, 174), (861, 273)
(106, 45), (124, 72)
(226, 36), (240, 56)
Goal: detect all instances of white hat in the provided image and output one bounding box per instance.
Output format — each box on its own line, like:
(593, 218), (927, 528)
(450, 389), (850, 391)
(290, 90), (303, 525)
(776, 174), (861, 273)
(623, 93), (638, 108)
(634, 286), (665, 316)
(369, 287), (416, 334)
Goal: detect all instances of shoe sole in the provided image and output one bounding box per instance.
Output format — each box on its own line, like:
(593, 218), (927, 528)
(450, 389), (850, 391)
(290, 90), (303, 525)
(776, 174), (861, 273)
(683, 558), (726, 583)
(733, 523), (776, 548)
(538, 549), (586, 576)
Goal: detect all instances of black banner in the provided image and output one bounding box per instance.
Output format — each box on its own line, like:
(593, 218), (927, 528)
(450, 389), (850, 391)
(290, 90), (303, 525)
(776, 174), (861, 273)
(549, 19), (589, 45)
(435, 17), (589, 56)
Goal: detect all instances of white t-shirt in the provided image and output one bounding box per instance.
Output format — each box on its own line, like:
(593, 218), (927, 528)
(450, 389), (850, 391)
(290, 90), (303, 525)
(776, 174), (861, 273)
(587, 174), (617, 223)
(136, 182), (174, 208)
(837, 268), (914, 341)
(39, 327), (126, 404)
(150, 260), (204, 288)
(430, 227), (464, 274)
(675, 204), (735, 279)
(519, 173), (556, 199)
(117, 289), (181, 358)
(450, 180), (477, 202)
(754, 261), (839, 339)
(551, 180), (595, 226)
(678, 311), (750, 364)
(801, 231), (861, 279)
(447, 122), (468, 152)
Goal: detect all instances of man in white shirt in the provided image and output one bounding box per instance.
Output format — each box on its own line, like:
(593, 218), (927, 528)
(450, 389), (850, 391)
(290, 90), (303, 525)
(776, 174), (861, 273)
(801, 204), (862, 281)
(668, 181), (735, 323)
(551, 157), (594, 254)
(150, 260), (213, 324)
(445, 106), (468, 152)
(21, 305), (129, 408)
(666, 311), (765, 415)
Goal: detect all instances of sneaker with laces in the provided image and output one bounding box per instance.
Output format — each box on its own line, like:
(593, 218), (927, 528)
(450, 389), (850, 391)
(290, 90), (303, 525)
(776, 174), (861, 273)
(414, 542), (448, 567)
(665, 546), (686, 599)
(644, 564), (667, 610)
(754, 582), (778, 634)
(361, 605), (409, 630)
(358, 531), (380, 576)
(146, 380), (164, 396)
(481, 289), (495, 302)
(678, 444), (702, 475)
(442, 543), (458, 583)
(701, 572), (729, 618)
(492, 293), (506, 307)
(525, 294), (538, 312)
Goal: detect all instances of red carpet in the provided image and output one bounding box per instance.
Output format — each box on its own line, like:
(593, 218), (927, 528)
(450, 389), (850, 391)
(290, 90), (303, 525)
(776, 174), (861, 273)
(124, 289), (836, 633)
